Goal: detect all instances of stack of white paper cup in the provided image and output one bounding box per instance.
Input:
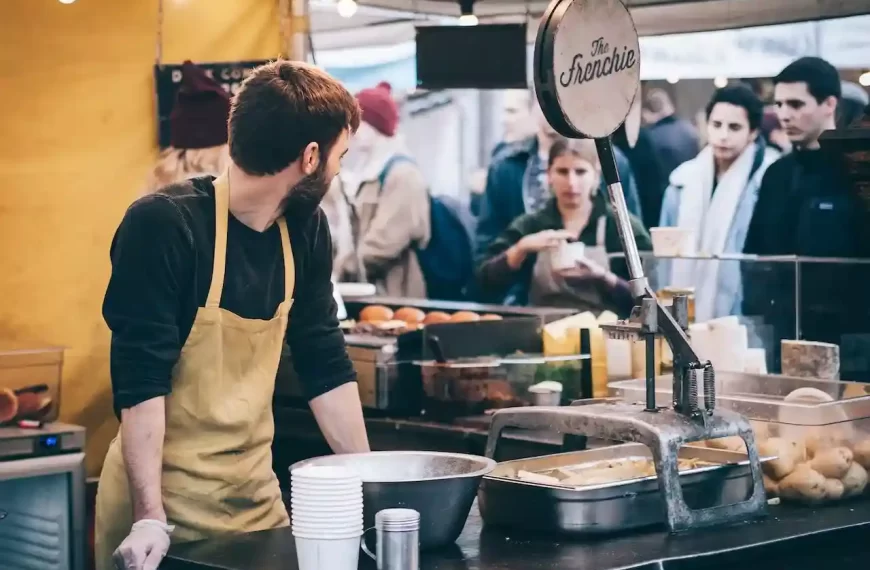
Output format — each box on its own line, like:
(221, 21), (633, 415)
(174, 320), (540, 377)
(291, 465), (363, 570)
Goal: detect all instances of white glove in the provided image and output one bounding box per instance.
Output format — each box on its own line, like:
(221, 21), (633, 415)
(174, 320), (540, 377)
(112, 519), (174, 570)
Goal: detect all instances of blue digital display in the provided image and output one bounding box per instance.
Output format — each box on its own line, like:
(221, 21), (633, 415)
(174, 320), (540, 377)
(40, 435), (59, 449)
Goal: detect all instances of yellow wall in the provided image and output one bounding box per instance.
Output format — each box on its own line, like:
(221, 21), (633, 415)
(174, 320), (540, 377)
(0, 0), (280, 476)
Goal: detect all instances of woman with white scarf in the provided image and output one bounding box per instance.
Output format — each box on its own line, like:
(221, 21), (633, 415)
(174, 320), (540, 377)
(659, 85), (780, 322)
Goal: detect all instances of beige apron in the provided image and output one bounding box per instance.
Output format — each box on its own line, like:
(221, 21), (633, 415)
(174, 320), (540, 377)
(529, 216), (610, 311)
(94, 173), (295, 570)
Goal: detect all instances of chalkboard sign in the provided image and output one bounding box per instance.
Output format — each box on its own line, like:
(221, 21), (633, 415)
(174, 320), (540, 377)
(154, 60), (269, 148)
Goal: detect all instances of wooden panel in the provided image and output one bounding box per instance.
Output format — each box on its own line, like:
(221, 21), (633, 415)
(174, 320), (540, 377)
(0, 0), (280, 477)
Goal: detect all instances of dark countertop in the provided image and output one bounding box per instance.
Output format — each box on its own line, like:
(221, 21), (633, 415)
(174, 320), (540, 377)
(163, 501), (870, 570)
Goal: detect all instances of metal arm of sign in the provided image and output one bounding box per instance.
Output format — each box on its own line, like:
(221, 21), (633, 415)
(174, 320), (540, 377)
(593, 136), (705, 417)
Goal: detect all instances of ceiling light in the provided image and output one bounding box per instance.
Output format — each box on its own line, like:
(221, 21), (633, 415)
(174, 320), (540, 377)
(666, 75), (680, 85)
(713, 76), (728, 88)
(859, 71), (870, 87)
(58, 0), (76, 4)
(336, 0), (358, 18)
(458, 0), (477, 26)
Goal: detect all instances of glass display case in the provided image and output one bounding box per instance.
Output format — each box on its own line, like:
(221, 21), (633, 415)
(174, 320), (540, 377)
(610, 371), (870, 505)
(607, 252), (870, 381)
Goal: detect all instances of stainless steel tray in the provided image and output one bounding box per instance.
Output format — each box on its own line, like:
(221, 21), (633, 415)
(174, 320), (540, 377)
(478, 443), (773, 535)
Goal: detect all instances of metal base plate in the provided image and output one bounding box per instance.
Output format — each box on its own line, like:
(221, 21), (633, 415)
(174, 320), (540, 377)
(486, 403), (767, 532)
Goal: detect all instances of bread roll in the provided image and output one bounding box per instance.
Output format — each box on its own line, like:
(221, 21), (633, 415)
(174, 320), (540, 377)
(360, 305), (394, 323)
(394, 307), (426, 325)
(480, 314), (503, 321)
(423, 311), (451, 325)
(450, 311), (480, 323)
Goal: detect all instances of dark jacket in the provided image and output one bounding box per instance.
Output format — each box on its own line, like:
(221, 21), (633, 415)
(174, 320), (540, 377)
(474, 137), (643, 263)
(743, 149), (870, 378)
(647, 115), (700, 179)
(477, 198), (652, 306)
(613, 125), (667, 229)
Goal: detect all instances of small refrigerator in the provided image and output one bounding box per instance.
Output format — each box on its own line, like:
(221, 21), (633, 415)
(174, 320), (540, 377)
(0, 423), (86, 570)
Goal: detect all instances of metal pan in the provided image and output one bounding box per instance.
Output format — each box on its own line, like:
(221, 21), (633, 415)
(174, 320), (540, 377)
(478, 443), (773, 535)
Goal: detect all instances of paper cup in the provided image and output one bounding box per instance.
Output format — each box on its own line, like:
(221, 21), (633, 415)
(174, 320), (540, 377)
(291, 465), (360, 481)
(290, 489), (362, 496)
(291, 500), (363, 511)
(550, 240), (586, 270)
(290, 495), (363, 509)
(293, 507), (363, 521)
(650, 227), (694, 257)
(292, 519), (363, 532)
(294, 534), (363, 570)
(292, 522), (364, 536)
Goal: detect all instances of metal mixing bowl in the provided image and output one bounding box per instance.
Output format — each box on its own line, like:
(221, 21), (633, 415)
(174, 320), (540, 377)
(290, 451), (495, 550)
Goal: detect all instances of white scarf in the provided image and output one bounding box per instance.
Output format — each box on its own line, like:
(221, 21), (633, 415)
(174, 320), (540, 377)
(670, 143), (757, 321)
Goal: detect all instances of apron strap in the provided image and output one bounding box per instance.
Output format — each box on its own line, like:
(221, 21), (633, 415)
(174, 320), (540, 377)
(206, 173), (231, 308)
(276, 218), (296, 301)
(595, 215), (607, 247)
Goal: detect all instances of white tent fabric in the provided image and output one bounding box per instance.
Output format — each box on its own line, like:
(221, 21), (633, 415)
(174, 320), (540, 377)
(318, 15), (870, 84)
(310, 0), (870, 50)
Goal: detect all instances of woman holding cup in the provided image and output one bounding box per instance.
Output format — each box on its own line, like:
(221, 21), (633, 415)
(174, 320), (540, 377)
(477, 138), (651, 316)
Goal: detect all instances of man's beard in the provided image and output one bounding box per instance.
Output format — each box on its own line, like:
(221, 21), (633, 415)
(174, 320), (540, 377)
(281, 160), (330, 219)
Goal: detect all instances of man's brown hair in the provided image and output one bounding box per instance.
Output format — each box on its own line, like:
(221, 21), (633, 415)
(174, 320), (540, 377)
(228, 60), (361, 176)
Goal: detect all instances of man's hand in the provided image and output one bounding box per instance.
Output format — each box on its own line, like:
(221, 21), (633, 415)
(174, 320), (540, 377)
(113, 519), (173, 570)
(309, 382), (370, 454)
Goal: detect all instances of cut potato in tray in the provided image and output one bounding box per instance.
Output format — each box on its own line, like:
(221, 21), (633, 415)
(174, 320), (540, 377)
(512, 457), (715, 488)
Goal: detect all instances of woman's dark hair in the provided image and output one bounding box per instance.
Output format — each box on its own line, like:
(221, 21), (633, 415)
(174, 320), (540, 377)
(774, 57), (841, 103)
(705, 85), (764, 131)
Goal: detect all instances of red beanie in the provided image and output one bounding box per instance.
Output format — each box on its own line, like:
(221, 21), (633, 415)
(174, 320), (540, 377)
(356, 82), (399, 137)
(169, 61), (231, 150)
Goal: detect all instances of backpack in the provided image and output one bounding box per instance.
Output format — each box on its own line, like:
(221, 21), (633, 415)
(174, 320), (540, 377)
(378, 156), (475, 301)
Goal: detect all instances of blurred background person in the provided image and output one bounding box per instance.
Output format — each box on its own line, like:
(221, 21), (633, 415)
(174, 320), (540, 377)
(744, 57), (870, 373)
(474, 99), (642, 296)
(837, 81), (870, 129)
(658, 84), (780, 321)
(477, 138), (650, 315)
(146, 61), (230, 192)
(340, 82), (431, 297)
(642, 87), (700, 180)
(760, 109), (792, 154)
(613, 120), (667, 230)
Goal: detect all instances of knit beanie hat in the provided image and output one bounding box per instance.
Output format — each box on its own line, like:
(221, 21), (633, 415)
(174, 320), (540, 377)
(169, 61), (231, 149)
(356, 82), (399, 137)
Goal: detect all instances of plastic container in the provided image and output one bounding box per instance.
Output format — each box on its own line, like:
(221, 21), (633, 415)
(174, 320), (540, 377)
(0, 342), (64, 425)
(416, 353), (589, 417)
(609, 371), (870, 505)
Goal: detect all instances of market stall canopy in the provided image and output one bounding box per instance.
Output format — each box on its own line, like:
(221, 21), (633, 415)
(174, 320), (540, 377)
(310, 0), (870, 51)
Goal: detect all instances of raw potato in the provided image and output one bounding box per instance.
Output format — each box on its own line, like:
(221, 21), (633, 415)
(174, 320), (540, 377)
(750, 421), (770, 442)
(778, 464), (827, 503)
(841, 462), (868, 498)
(823, 478), (845, 501)
(803, 428), (851, 460)
(809, 447), (853, 479)
(705, 436), (746, 453)
(852, 438), (870, 470)
(763, 474), (779, 495)
(758, 438), (799, 480)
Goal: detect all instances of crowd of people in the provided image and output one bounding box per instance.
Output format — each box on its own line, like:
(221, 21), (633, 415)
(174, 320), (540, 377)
(149, 56), (870, 344)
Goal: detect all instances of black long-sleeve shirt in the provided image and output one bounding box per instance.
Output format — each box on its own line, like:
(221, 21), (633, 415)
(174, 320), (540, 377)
(103, 176), (355, 417)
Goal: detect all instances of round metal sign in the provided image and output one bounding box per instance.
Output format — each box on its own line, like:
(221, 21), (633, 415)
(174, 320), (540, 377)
(534, 0), (641, 139)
